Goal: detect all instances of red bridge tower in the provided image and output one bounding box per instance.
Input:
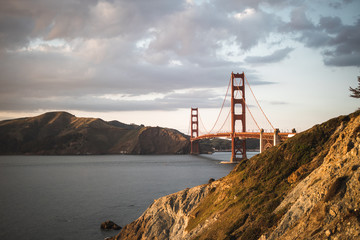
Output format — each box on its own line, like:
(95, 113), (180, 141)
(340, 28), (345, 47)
(231, 72), (247, 162)
(190, 108), (199, 154)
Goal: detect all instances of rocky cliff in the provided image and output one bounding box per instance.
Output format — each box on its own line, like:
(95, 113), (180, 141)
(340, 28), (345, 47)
(110, 110), (360, 240)
(0, 111), (189, 155)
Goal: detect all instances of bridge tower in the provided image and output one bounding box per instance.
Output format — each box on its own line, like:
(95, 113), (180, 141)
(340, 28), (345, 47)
(231, 72), (247, 162)
(190, 108), (200, 154)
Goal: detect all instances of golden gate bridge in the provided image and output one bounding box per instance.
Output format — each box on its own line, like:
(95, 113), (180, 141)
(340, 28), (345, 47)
(189, 72), (296, 163)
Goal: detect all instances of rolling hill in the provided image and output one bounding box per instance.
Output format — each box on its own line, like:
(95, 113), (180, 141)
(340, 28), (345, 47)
(0, 111), (189, 155)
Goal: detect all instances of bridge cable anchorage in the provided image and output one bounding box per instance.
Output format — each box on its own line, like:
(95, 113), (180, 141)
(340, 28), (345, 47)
(244, 75), (275, 130)
(233, 78), (261, 131)
(208, 76), (232, 133)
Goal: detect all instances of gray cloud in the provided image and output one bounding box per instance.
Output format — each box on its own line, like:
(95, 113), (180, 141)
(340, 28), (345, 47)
(283, 7), (315, 32)
(323, 52), (360, 67)
(313, 18), (360, 66)
(0, 0), (359, 114)
(280, 6), (360, 67)
(0, 87), (226, 112)
(329, 0), (354, 9)
(0, 0), (185, 50)
(245, 47), (294, 64)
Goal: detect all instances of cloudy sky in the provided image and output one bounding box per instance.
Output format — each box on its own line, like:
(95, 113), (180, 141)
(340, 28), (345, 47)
(0, 0), (359, 133)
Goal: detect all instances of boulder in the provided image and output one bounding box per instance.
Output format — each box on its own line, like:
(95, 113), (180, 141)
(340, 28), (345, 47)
(100, 220), (122, 230)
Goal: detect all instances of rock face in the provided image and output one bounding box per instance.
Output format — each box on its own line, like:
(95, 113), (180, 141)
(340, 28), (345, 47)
(109, 110), (360, 240)
(110, 184), (212, 240)
(267, 111), (360, 239)
(0, 111), (190, 155)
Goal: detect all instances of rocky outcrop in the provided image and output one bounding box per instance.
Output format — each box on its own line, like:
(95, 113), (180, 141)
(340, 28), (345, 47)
(266, 111), (360, 239)
(109, 110), (360, 240)
(110, 184), (212, 240)
(101, 220), (122, 230)
(0, 111), (190, 155)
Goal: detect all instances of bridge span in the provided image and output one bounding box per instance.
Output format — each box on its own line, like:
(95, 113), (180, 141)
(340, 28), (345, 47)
(190, 72), (295, 163)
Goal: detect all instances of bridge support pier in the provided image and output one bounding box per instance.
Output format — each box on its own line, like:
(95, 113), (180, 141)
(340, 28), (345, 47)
(191, 141), (199, 155)
(260, 128), (282, 153)
(260, 129), (264, 153)
(274, 128), (280, 146)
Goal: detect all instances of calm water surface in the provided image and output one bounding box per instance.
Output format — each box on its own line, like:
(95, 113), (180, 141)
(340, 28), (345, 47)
(0, 152), (257, 240)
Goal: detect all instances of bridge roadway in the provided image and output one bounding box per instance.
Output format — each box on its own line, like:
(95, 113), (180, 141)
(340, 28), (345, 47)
(191, 131), (294, 142)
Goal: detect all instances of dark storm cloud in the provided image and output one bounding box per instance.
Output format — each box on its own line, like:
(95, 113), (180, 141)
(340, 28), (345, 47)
(245, 47), (294, 64)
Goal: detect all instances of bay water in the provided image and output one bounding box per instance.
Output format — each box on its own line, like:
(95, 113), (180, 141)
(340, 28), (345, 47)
(0, 152), (257, 240)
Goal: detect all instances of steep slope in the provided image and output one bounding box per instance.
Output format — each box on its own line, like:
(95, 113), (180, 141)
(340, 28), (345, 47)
(0, 112), (189, 155)
(110, 110), (360, 240)
(267, 110), (360, 239)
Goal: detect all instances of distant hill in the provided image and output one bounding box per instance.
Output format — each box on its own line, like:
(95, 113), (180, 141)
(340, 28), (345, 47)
(0, 112), (189, 155)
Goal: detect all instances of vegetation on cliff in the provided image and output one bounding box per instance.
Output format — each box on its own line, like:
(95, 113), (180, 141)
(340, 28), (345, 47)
(111, 110), (360, 240)
(185, 113), (351, 239)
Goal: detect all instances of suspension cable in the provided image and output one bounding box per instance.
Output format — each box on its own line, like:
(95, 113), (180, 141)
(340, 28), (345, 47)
(208, 76), (232, 133)
(244, 75), (275, 130)
(198, 112), (209, 134)
(233, 78), (261, 131)
(244, 101), (261, 131)
(217, 81), (242, 133)
(217, 108), (231, 133)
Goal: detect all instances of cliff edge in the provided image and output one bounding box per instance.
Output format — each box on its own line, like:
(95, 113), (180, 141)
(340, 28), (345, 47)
(110, 110), (360, 240)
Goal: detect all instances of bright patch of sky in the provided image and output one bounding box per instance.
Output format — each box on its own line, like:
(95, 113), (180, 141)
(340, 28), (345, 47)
(233, 8), (256, 20)
(99, 93), (166, 101)
(15, 38), (71, 53)
(169, 60), (183, 66)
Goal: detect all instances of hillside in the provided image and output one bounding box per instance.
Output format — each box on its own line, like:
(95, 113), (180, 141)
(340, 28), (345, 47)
(0, 112), (189, 155)
(110, 110), (360, 240)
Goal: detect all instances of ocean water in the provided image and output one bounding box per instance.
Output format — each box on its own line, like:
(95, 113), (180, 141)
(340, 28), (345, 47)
(0, 152), (257, 240)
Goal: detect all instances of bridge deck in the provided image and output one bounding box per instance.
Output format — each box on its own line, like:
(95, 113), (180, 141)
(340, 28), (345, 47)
(191, 132), (295, 141)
